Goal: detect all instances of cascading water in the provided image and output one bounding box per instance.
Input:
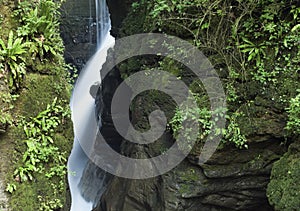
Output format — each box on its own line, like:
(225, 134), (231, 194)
(95, 0), (111, 49)
(67, 0), (114, 210)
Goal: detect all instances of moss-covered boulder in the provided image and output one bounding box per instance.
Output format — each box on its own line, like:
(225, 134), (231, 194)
(267, 139), (300, 211)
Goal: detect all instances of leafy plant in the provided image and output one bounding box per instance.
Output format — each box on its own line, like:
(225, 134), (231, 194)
(169, 95), (247, 149)
(238, 37), (266, 67)
(37, 182), (64, 210)
(0, 30), (28, 89)
(236, 0), (300, 85)
(169, 104), (212, 150)
(285, 91), (300, 135)
(145, 0), (299, 102)
(14, 0), (64, 63)
(224, 112), (247, 148)
(0, 112), (12, 126)
(5, 183), (17, 193)
(0, 92), (19, 130)
(13, 98), (69, 182)
(6, 97), (70, 210)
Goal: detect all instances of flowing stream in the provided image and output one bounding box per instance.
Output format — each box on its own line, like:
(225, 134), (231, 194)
(67, 0), (114, 210)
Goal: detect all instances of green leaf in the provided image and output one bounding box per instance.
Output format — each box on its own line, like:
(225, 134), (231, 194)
(283, 39), (288, 47)
(291, 24), (300, 32)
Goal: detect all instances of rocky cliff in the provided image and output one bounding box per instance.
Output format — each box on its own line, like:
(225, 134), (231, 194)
(91, 0), (299, 210)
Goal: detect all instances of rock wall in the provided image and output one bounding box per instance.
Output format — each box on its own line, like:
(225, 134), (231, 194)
(0, 79), (10, 134)
(94, 93), (286, 210)
(106, 0), (132, 37)
(60, 0), (132, 70)
(91, 1), (298, 210)
(60, 0), (97, 70)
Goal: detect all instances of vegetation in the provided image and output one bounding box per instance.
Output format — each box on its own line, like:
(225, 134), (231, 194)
(0, 0), (72, 210)
(124, 0), (300, 150)
(0, 31), (28, 90)
(7, 98), (70, 210)
(0, 0), (66, 92)
(267, 141), (300, 210)
(169, 96), (247, 149)
(13, 0), (65, 64)
(286, 90), (300, 135)
(151, 0), (297, 90)
(14, 98), (69, 183)
(0, 0), (299, 210)
(3, 73), (73, 211)
(0, 93), (15, 128)
(121, 1), (300, 209)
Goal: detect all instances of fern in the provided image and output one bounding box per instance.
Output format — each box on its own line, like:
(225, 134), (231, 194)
(0, 31), (28, 90)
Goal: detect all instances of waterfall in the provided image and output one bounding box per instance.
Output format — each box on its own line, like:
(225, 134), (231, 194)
(95, 0), (111, 49)
(88, 0), (93, 45)
(67, 0), (114, 210)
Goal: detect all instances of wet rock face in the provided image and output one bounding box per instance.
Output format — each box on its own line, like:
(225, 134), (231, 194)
(60, 0), (133, 70)
(60, 0), (97, 70)
(106, 0), (133, 37)
(181, 140), (285, 210)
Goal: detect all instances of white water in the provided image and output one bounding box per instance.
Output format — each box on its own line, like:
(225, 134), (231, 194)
(95, 0), (111, 49)
(67, 0), (114, 210)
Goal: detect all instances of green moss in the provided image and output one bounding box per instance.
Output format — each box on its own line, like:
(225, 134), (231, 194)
(131, 90), (176, 131)
(6, 123), (72, 210)
(179, 168), (199, 182)
(178, 167), (201, 196)
(0, 0), (17, 39)
(9, 173), (66, 211)
(267, 141), (300, 210)
(3, 73), (72, 210)
(0, 0), (73, 209)
(15, 73), (71, 118)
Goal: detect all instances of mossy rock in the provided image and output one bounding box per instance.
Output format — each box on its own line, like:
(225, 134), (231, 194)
(9, 172), (67, 211)
(15, 73), (71, 118)
(267, 140), (300, 211)
(0, 0), (17, 37)
(0, 90), (12, 133)
(4, 73), (73, 210)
